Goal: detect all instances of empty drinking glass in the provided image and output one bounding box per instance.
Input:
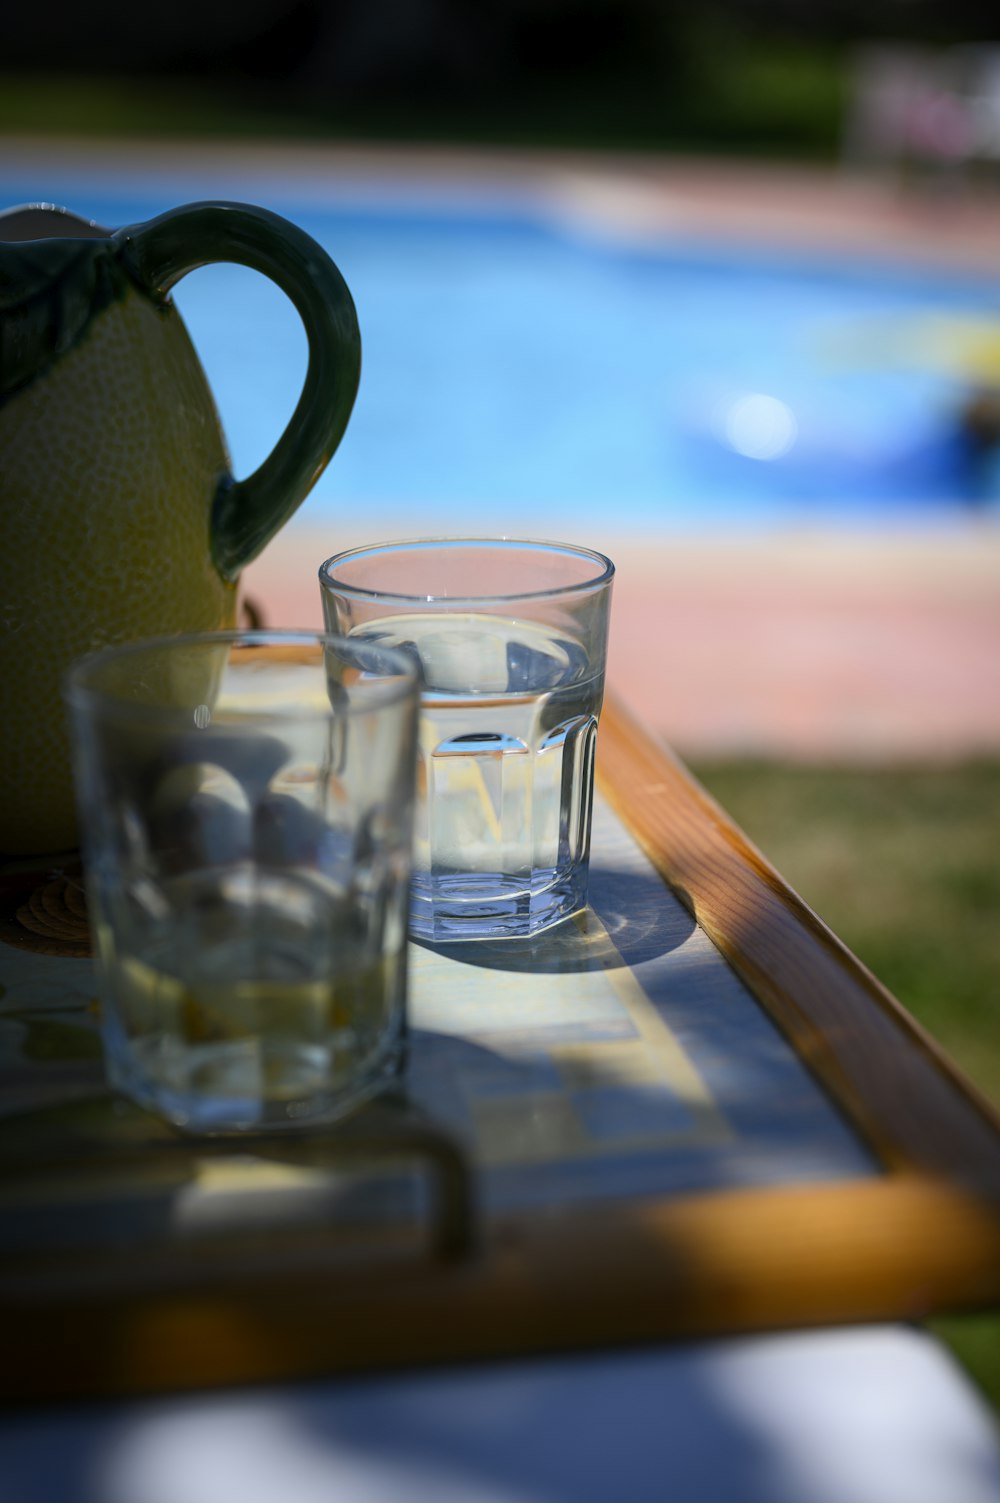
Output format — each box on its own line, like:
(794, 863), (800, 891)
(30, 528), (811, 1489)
(66, 629), (420, 1132)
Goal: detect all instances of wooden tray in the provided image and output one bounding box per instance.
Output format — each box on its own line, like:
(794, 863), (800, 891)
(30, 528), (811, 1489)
(1, 694), (999, 1404)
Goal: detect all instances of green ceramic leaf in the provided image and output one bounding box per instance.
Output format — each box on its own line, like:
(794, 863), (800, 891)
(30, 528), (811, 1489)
(0, 233), (129, 404)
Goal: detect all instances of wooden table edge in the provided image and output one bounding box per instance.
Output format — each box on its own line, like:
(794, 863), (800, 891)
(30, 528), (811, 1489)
(2, 1171), (998, 1406)
(596, 691), (1000, 1193)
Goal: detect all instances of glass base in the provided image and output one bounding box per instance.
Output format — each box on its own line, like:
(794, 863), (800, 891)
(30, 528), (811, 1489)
(408, 863), (588, 942)
(105, 1030), (407, 1135)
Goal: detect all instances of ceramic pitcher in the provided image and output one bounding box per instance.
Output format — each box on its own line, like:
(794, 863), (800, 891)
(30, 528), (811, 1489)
(0, 199), (361, 855)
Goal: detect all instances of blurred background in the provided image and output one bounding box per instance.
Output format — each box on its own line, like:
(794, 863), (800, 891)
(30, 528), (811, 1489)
(2, 0), (999, 164)
(3, 0), (999, 1403)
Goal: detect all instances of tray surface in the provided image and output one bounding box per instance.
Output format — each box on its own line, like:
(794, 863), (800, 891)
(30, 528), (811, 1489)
(0, 799), (873, 1256)
(1, 700), (998, 1402)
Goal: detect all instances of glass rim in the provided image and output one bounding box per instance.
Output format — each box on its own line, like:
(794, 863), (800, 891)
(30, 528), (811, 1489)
(318, 536), (615, 607)
(64, 628), (420, 723)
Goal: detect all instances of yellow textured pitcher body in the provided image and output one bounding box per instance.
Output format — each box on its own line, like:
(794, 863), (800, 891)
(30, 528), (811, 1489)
(0, 288), (237, 854)
(0, 199), (361, 857)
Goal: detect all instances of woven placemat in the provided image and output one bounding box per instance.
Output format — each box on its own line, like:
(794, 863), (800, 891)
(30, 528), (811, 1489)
(0, 865), (91, 958)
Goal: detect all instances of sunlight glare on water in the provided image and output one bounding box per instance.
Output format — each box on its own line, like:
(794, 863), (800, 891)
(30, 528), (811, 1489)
(721, 393), (799, 462)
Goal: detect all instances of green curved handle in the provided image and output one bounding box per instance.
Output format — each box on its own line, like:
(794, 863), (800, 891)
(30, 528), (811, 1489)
(112, 201), (361, 582)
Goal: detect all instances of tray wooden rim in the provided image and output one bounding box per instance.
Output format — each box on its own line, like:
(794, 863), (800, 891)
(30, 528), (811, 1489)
(3, 692), (1000, 1404)
(597, 695), (1000, 1192)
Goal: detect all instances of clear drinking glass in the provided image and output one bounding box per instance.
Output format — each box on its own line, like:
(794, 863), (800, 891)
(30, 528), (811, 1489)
(65, 630), (420, 1133)
(319, 539), (614, 942)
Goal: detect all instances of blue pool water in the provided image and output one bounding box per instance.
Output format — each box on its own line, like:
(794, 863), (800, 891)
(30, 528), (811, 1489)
(5, 165), (1000, 533)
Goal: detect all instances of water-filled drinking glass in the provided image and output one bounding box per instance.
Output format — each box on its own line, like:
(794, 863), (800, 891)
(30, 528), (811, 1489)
(319, 539), (614, 942)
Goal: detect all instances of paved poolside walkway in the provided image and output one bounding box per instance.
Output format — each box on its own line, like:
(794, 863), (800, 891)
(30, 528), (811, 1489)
(607, 527), (1000, 763)
(245, 522), (1000, 765)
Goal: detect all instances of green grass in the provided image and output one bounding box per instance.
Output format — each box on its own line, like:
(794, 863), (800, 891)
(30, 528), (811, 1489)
(0, 43), (847, 159)
(689, 757), (1000, 1414)
(0, 74), (307, 142)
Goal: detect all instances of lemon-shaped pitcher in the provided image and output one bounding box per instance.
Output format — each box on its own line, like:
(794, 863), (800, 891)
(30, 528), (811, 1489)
(0, 200), (361, 855)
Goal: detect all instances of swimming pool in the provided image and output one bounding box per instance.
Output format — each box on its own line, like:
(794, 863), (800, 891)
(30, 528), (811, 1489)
(5, 156), (1000, 534)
